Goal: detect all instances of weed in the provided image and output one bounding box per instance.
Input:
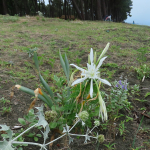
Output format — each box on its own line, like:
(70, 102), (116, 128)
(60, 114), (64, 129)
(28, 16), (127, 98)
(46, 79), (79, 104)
(36, 16), (39, 20)
(27, 47), (37, 58)
(3, 14), (19, 22)
(104, 63), (119, 68)
(0, 97), (11, 114)
(42, 18), (45, 21)
(137, 47), (148, 64)
(135, 64), (150, 81)
(104, 142), (116, 150)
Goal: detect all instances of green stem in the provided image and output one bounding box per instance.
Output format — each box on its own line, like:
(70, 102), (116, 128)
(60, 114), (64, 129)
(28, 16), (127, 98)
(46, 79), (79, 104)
(132, 115), (144, 148)
(94, 80), (100, 96)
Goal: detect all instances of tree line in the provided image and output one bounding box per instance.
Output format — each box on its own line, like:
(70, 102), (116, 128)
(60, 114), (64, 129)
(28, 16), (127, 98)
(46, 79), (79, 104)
(0, 0), (132, 22)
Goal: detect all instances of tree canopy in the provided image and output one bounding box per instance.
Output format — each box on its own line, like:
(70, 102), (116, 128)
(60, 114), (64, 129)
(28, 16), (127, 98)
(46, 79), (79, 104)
(1, 0), (132, 22)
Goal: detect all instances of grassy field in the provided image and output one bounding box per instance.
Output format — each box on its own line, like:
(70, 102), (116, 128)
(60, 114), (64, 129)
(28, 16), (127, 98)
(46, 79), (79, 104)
(0, 15), (150, 150)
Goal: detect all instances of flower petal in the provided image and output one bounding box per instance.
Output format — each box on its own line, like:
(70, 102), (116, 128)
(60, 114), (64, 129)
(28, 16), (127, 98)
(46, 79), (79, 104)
(90, 48), (93, 64)
(96, 56), (107, 71)
(71, 77), (87, 86)
(90, 79), (93, 98)
(97, 77), (111, 86)
(70, 64), (86, 72)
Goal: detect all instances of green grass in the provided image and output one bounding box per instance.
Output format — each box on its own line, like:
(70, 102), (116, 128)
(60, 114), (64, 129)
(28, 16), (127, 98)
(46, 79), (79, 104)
(0, 16), (149, 84)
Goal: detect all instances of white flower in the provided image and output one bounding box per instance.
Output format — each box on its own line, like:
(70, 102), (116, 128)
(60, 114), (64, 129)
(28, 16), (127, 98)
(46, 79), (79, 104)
(99, 94), (107, 121)
(70, 48), (111, 98)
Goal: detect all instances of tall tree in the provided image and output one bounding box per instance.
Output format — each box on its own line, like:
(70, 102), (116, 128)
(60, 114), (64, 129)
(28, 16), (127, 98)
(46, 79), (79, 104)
(96, 0), (102, 20)
(71, 0), (82, 20)
(2, 0), (8, 14)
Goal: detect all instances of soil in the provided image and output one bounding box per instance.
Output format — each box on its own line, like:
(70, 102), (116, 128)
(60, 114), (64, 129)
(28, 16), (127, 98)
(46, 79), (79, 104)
(0, 18), (150, 150)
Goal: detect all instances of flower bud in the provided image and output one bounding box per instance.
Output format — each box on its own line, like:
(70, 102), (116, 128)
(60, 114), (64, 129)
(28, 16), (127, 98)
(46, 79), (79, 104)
(88, 54), (91, 64)
(94, 120), (100, 126)
(78, 111), (89, 122)
(97, 134), (105, 143)
(94, 52), (97, 64)
(45, 110), (57, 123)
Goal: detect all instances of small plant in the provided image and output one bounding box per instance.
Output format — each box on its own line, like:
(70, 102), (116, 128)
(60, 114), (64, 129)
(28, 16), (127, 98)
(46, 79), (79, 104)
(106, 79), (131, 119)
(48, 58), (55, 68)
(0, 97), (11, 114)
(36, 16), (39, 20)
(130, 84), (140, 95)
(27, 47), (37, 58)
(118, 121), (127, 136)
(135, 64), (150, 81)
(104, 63), (118, 68)
(137, 47), (148, 64)
(75, 57), (82, 65)
(42, 18), (45, 21)
(104, 142), (116, 150)
(3, 15), (19, 23)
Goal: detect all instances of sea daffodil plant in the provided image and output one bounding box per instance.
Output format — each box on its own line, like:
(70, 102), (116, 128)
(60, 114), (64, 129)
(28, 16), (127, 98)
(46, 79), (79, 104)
(70, 43), (111, 121)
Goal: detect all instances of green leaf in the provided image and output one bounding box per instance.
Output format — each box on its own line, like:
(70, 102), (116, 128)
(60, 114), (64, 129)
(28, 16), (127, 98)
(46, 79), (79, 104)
(27, 133), (35, 137)
(33, 52), (39, 72)
(34, 137), (38, 142)
(39, 74), (54, 99)
(145, 92), (150, 98)
(49, 122), (57, 129)
(18, 86), (49, 106)
(41, 90), (53, 108)
(59, 50), (68, 80)
(18, 118), (26, 125)
(36, 134), (42, 137)
(52, 105), (64, 111)
(59, 124), (63, 131)
(64, 53), (70, 82)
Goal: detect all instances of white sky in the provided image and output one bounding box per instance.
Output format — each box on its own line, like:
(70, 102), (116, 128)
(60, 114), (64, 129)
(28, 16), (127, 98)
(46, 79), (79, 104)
(45, 0), (48, 5)
(126, 0), (150, 26)
(44, 0), (150, 26)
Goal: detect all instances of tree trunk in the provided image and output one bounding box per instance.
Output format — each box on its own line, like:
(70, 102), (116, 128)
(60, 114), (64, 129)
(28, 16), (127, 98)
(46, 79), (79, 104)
(64, 0), (67, 20)
(91, 0), (93, 20)
(102, 0), (106, 18)
(13, 0), (19, 15)
(25, 0), (30, 15)
(2, 0), (8, 14)
(71, 0), (82, 20)
(49, 0), (51, 17)
(96, 0), (102, 20)
(84, 0), (88, 20)
(80, 0), (84, 20)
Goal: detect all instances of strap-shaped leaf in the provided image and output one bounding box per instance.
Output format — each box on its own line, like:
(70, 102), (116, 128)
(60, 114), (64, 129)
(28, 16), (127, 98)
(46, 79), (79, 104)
(64, 53), (70, 82)
(41, 90), (53, 108)
(18, 86), (49, 106)
(59, 50), (68, 80)
(33, 52), (39, 72)
(39, 74), (54, 99)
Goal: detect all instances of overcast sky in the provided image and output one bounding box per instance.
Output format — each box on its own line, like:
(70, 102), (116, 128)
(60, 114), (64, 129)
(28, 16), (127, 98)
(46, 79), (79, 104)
(125, 0), (150, 26)
(44, 0), (150, 26)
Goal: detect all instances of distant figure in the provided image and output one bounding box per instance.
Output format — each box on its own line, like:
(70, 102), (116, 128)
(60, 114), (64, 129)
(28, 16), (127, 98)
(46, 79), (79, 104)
(105, 15), (111, 21)
(133, 21), (135, 24)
